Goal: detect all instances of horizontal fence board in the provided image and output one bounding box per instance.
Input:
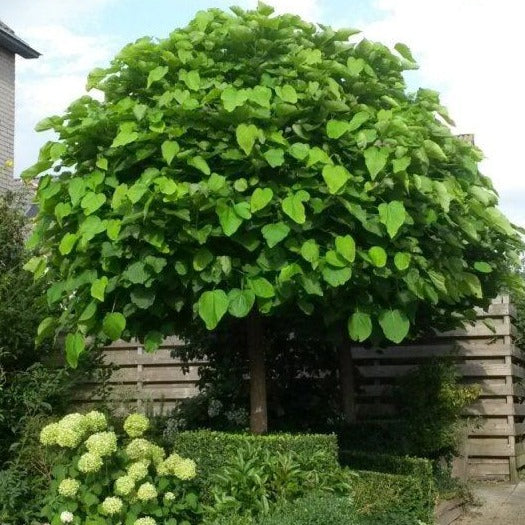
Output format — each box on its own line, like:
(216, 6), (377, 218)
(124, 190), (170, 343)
(467, 441), (513, 457)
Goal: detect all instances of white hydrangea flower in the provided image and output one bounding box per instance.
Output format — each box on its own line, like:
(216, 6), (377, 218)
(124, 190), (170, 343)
(149, 445), (166, 465)
(101, 496), (123, 515)
(172, 458), (196, 480)
(56, 427), (83, 448)
(85, 431), (117, 457)
(126, 438), (153, 460)
(84, 410), (107, 432)
(60, 511), (74, 523)
(77, 452), (103, 473)
(115, 475), (135, 496)
(40, 423), (60, 446)
(134, 517), (156, 525)
(58, 478), (80, 498)
(163, 491), (175, 502)
(127, 460), (149, 481)
(123, 413), (150, 437)
(136, 482), (157, 501)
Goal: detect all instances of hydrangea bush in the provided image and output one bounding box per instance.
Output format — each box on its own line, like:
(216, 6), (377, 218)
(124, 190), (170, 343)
(39, 411), (202, 525)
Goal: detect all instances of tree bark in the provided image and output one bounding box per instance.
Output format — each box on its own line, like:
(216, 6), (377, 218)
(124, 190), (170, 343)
(338, 337), (357, 424)
(247, 313), (268, 434)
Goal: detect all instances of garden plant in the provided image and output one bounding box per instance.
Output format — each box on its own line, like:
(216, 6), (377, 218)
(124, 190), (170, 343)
(22, 3), (523, 436)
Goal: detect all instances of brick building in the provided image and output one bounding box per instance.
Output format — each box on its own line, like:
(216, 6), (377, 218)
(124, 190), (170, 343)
(0, 20), (39, 194)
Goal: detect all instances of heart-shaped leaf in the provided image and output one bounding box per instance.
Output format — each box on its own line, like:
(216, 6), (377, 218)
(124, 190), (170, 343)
(261, 222), (290, 248)
(236, 124), (260, 155)
(379, 309), (410, 343)
(198, 290), (229, 329)
(161, 140), (180, 165)
(282, 191), (309, 224)
(228, 289), (256, 318)
(65, 332), (85, 368)
(103, 312), (126, 341)
(378, 201), (406, 238)
(91, 276), (109, 302)
(348, 312), (372, 342)
(81, 192), (106, 215)
(368, 246), (387, 267)
(249, 277), (275, 298)
(394, 252), (411, 271)
(364, 147), (389, 179)
(216, 203), (243, 236)
(322, 165), (350, 194)
(335, 235), (356, 263)
(251, 187), (273, 213)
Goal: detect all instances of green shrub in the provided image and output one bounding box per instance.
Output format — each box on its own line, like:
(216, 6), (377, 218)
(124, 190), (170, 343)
(39, 411), (203, 525)
(256, 493), (357, 525)
(171, 430), (338, 493)
(204, 443), (351, 521)
(352, 470), (434, 523)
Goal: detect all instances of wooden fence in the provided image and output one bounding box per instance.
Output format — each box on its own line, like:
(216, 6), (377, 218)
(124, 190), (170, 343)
(82, 296), (524, 481)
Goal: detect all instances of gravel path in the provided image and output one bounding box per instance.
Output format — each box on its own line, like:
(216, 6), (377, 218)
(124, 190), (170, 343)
(456, 482), (525, 525)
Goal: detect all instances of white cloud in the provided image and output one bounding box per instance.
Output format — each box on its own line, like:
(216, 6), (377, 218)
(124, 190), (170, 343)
(357, 0), (525, 225)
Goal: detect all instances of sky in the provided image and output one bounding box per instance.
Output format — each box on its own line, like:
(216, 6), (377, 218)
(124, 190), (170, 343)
(1, 0), (524, 225)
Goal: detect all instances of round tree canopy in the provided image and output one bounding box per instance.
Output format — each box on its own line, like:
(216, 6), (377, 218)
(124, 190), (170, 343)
(23, 3), (522, 366)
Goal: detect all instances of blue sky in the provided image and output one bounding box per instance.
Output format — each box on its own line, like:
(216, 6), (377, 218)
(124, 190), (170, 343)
(1, 0), (524, 225)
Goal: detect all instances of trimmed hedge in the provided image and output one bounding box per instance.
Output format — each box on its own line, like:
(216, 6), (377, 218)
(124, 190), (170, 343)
(353, 470), (433, 524)
(257, 493), (358, 525)
(172, 430), (339, 492)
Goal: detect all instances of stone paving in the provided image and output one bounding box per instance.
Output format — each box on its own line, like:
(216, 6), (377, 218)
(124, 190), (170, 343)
(456, 482), (525, 525)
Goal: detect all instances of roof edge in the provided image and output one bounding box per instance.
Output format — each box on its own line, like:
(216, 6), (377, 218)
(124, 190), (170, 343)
(0, 27), (40, 59)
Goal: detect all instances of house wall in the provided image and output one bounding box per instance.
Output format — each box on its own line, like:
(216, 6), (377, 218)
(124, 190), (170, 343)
(0, 46), (15, 193)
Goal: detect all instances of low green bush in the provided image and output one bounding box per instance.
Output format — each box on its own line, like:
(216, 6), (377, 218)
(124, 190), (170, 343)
(352, 470), (434, 523)
(171, 430), (338, 493)
(204, 443), (351, 521)
(256, 493), (357, 525)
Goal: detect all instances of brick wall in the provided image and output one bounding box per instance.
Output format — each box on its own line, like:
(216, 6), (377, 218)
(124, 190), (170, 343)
(0, 46), (15, 193)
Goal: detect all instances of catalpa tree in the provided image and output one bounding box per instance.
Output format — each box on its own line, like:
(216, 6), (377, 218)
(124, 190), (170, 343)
(24, 4), (522, 432)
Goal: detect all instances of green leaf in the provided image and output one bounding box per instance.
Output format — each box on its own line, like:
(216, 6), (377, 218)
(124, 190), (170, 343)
(216, 202), (243, 236)
(394, 42), (416, 63)
(79, 302), (97, 322)
(322, 266), (352, 287)
(59, 233), (77, 255)
(68, 178), (86, 207)
(392, 156), (411, 174)
(95, 157), (108, 171)
(424, 139), (447, 161)
(347, 111), (370, 132)
(347, 56), (365, 75)
(198, 290), (229, 329)
(147, 65), (169, 88)
(301, 240), (319, 265)
(161, 140), (180, 165)
(378, 201), (406, 238)
(111, 123), (139, 148)
(208, 173), (226, 192)
(131, 288), (156, 309)
(275, 84), (297, 103)
(124, 261), (149, 284)
(322, 165), (350, 194)
(188, 155), (211, 175)
(462, 272), (483, 298)
(288, 143), (310, 160)
(106, 219), (122, 241)
(112, 184), (128, 209)
(236, 124), (259, 155)
(326, 120), (349, 139)
(335, 235), (356, 263)
(144, 331), (163, 352)
(474, 261), (492, 273)
(394, 252), (411, 271)
(307, 147), (332, 167)
(193, 248), (214, 271)
(228, 289), (255, 318)
(37, 317), (55, 343)
(364, 147), (389, 179)
(263, 148), (285, 168)
(326, 250), (347, 267)
(65, 332), (85, 368)
(282, 191), (309, 224)
(379, 309), (410, 343)
(91, 276), (108, 302)
(54, 202), (71, 225)
(249, 277), (275, 298)
(249, 86), (272, 108)
(103, 312), (126, 341)
(81, 192), (106, 215)
(221, 86), (248, 112)
(250, 187), (273, 213)
(128, 183), (148, 204)
(368, 246), (387, 267)
(261, 222), (290, 248)
(183, 70), (200, 90)
(133, 103), (148, 121)
(348, 312), (372, 342)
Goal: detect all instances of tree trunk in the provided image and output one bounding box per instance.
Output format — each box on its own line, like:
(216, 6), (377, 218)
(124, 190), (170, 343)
(247, 313), (268, 434)
(338, 337), (357, 424)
